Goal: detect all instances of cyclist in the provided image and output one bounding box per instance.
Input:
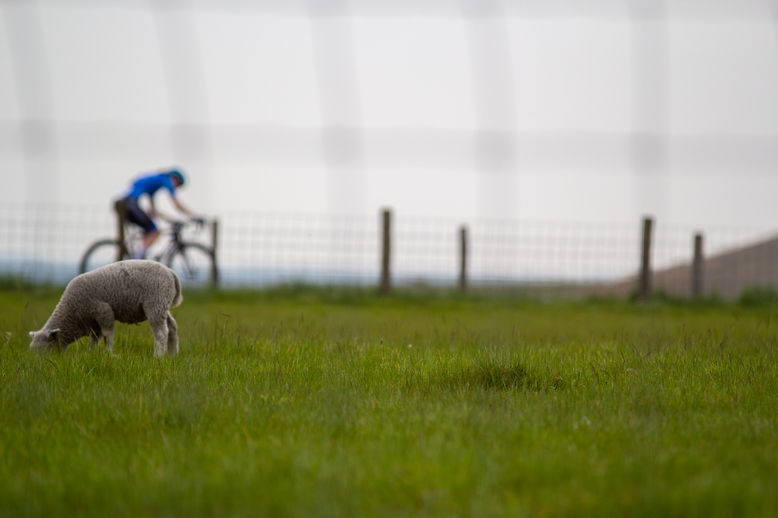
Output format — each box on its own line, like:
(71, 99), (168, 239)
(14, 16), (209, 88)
(116, 167), (204, 259)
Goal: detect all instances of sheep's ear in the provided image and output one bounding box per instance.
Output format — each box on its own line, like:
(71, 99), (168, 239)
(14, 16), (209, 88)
(29, 331), (35, 338)
(48, 329), (60, 338)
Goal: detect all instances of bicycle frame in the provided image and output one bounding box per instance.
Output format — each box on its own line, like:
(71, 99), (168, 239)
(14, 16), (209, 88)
(122, 221), (190, 262)
(81, 219), (216, 285)
(154, 223), (188, 264)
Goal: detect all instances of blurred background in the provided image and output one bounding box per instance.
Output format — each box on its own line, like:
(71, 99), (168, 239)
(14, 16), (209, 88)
(2, 0), (778, 295)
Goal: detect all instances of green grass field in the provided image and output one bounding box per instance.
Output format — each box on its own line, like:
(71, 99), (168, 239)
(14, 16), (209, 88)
(1, 287), (777, 517)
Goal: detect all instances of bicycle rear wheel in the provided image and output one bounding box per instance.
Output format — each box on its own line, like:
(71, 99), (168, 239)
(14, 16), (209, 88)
(79, 240), (128, 274)
(165, 243), (215, 287)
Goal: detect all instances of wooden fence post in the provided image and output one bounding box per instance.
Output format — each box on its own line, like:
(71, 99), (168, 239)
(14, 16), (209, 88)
(638, 216), (653, 302)
(692, 232), (703, 299)
(210, 219), (219, 287)
(113, 200), (127, 262)
(380, 209), (391, 295)
(459, 225), (467, 292)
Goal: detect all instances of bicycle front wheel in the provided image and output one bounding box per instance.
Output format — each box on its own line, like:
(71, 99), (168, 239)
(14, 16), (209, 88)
(165, 243), (215, 287)
(79, 240), (127, 274)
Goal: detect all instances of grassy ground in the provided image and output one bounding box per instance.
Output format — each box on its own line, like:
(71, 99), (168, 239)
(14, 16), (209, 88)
(1, 286), (777, 517)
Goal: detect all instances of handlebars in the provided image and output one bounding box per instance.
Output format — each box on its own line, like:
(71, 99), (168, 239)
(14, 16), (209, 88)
(170, 219), (206, 235)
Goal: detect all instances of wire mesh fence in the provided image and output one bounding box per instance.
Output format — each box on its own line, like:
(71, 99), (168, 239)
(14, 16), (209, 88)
(0, 204), (114, 285)
(3, 203), (778, 300)
(220, 212), (379, 286)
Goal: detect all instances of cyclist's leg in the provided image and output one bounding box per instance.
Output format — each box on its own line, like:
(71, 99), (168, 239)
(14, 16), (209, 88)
(141, 230), (160, 252)
(123, 197), (158, 258)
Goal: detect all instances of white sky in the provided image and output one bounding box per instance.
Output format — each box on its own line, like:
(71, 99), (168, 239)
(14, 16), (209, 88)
(2, 0), (778, 228)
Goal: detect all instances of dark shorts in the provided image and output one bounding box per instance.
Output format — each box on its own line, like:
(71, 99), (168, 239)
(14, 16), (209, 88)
(121, 197), (157, 234)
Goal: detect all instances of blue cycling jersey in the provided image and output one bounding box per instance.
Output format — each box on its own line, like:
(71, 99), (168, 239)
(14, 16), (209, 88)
(125, 173), (176, 200)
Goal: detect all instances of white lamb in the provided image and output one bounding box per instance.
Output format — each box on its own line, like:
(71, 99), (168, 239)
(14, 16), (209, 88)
(29, 260), (184, 357)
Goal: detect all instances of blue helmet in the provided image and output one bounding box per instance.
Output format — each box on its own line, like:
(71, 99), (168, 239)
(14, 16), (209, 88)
(168, 168), (186, 186)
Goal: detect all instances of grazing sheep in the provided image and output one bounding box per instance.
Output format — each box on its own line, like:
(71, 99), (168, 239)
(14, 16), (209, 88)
(29, 260), (183, 357)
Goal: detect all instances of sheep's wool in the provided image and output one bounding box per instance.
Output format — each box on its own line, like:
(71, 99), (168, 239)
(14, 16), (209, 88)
(30, 260), (183, 357)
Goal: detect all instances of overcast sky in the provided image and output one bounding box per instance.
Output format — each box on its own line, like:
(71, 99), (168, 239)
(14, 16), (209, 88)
(2, 0), (778, 228)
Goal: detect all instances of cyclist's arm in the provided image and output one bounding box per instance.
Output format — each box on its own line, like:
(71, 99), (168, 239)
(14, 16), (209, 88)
(171, 196), (198, 220)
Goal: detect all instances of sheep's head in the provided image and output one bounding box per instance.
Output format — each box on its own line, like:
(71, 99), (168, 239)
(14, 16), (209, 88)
(29, 329), (60, 350)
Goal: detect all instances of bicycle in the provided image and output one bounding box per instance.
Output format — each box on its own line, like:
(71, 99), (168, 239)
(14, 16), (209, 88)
(79, 220), (217, 286)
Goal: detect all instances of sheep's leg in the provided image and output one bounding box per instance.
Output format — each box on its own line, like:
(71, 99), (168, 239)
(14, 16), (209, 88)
(94, 302), (116, 353)
(149, 317), (169, 359)
(166, 312), (179, 358)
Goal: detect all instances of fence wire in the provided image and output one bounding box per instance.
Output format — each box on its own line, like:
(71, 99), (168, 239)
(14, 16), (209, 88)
(1, 203), (777, 300)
